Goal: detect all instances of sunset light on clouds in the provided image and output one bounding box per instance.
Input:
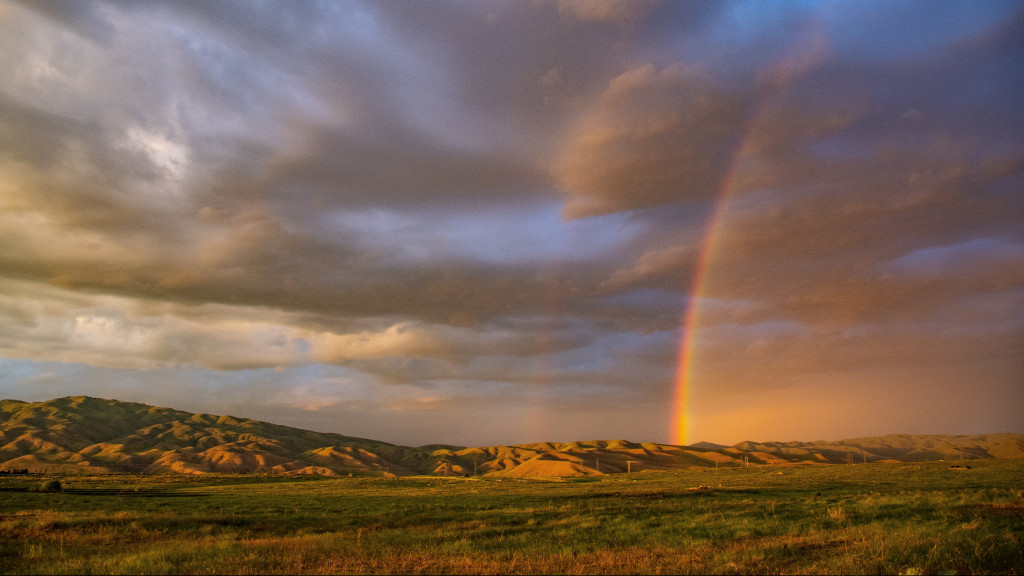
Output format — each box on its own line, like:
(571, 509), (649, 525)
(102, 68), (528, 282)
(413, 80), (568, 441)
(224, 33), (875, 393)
(0, 0), (1021, 447)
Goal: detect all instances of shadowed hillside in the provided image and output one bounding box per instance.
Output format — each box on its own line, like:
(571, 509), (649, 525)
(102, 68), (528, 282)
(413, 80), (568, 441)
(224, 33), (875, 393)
(2, 397), (1021, 477)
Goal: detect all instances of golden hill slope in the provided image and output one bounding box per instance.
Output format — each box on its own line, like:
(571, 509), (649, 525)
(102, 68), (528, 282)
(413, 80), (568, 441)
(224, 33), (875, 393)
(0, 396), (433, 475)
(1, 397), (1021, 477)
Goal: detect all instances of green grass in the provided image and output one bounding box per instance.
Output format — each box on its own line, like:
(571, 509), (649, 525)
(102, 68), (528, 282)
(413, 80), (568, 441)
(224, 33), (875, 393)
(2, 460), (1022, 574)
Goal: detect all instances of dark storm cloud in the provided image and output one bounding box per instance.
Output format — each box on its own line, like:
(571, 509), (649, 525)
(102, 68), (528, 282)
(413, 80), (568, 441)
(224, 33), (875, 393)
(702, 22), (1024, 328)
(554, 63), (753, 218)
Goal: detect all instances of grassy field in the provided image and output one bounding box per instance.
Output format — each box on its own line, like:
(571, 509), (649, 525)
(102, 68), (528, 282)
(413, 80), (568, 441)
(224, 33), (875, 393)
(1, 460), (1022, 574)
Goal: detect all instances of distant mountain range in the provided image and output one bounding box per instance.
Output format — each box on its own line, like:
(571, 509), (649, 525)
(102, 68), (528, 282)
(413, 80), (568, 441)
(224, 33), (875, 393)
(2, 396), (1021, 477)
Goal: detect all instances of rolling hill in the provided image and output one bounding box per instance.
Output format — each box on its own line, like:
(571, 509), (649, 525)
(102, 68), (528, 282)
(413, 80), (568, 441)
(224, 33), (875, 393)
(2, 396), (1021, 477)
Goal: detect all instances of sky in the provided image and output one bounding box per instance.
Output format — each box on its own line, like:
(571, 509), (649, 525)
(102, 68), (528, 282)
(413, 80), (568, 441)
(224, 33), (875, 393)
(0, 0), (1022, 447)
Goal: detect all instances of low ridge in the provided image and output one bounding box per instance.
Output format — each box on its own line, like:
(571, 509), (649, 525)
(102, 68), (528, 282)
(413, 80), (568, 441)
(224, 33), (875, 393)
(2, 397), (1021, 477)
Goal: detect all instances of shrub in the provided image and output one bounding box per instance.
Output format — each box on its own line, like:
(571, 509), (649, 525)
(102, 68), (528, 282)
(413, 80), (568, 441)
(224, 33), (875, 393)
(39, 479), (62, 492)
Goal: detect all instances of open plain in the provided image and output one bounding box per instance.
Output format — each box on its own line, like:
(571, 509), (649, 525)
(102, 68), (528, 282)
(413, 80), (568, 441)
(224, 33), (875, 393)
(2, 459), (1022, 575)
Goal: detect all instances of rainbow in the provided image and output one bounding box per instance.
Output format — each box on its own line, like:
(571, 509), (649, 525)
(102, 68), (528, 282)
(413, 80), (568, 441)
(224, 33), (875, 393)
(670, 74), (791, 445)
(669, 152), (744, 446)
(668, 18), (828, 445)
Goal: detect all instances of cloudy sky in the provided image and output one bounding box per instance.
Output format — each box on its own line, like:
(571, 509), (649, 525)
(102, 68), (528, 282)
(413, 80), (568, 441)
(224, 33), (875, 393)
(1, 0), (1022, 447)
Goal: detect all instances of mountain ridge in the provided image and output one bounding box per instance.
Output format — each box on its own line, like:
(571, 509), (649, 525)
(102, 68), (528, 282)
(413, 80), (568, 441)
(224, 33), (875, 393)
(2, 396), (1021, 477)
